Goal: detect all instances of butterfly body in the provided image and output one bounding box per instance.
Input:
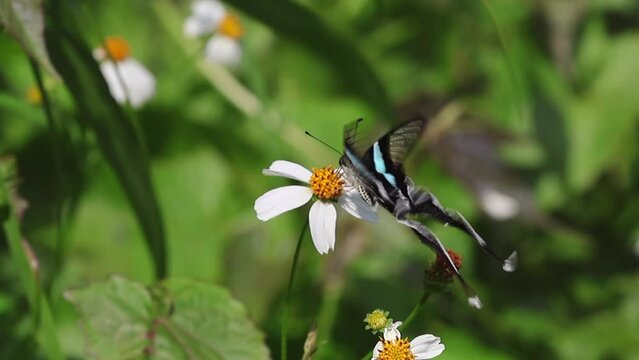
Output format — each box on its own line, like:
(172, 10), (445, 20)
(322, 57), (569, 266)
(340, 117), (517, 308)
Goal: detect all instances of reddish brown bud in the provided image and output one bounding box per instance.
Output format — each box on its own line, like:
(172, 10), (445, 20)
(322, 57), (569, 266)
(423, 249), (463, 292)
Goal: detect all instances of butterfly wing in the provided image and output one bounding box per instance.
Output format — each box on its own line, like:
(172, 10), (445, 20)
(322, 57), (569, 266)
(362, 117), (425, 169)
(341, 119), (391, 208)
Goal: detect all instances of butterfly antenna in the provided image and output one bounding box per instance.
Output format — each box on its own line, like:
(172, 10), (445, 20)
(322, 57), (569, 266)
(304, 131), (342, 155)
(354, 117), (364, 136)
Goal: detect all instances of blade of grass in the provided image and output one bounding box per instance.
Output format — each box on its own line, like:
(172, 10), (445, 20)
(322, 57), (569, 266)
(0, 158), (63, 360)
(29, 59), (68, 289)
(44, 1), (167, 279)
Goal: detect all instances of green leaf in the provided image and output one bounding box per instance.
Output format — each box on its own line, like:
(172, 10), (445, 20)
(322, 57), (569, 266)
(66, 276), (270, 360)
(224, 0), (393, 120)
(0, 158), (63, 360)
(566, 34), (639, 191)
(44, 3), (167, 278)
(0, 0), (58, 77)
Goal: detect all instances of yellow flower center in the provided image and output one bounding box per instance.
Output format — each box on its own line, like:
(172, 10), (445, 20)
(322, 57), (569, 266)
(309, 166), (343, 200)
(26, 86), (42, 105)
(103, 36), (131, 62)
(378, 338), (415, 360)
(218, 13), (243, 39)
(364, 310), (390, 332)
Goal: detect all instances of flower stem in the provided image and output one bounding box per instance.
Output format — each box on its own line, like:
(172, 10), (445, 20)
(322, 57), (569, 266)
(281, 219), (309, 360)
(28, 59), (66, 289)
(400, 292), (430, 330)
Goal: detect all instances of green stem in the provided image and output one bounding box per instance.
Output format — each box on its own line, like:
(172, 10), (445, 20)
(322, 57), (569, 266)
(281, 219), (309, 360)
(400, 292), (430, 330)
(152, 0), (263, 117)
(29, 59), (66, 285)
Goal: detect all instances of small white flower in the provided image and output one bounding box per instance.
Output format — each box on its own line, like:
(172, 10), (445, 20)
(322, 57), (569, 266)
(94, 37), (156, 108)
(183, 0), (227, 38)
(372, 321), (445, 360)
(254, 160), (378, 255)
(478, 188), (519, 221)
(184, 0), (244, 66)
(204, 34), (242, 66)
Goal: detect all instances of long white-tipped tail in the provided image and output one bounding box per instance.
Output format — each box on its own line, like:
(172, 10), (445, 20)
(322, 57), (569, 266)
(468, 295), (483, 309)
(503, 251), (518, 272)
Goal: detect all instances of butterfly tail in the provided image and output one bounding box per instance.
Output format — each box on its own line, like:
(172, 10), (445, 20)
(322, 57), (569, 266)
(397, 217), (483, 309)
(407, 183), (518, 273)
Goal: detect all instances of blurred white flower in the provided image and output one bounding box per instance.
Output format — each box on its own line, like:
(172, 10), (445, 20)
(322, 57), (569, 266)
(93, 36), (156, 108)
(372, 321), (445, 360)
(478, 188), (519, 221)
(183, 0), (227, 38)
(184, 0), (244, 67)
(254, 160), (378, 255)
(204, 34), (242, 66)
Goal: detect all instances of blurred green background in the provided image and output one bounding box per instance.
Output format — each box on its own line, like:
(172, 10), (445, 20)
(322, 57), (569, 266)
(2, 0), (639, 359)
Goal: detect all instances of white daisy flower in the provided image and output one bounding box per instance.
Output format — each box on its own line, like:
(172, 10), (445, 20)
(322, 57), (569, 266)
(184, 1), (244, 66)
(93, 37), (156, 108)
(183, 0), (227, 38)
(254, 160), (378, 255)
(372, 321), (445, 360)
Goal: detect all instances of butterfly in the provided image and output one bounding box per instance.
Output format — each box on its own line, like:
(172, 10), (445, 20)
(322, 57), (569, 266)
(339, 117), (517, 308)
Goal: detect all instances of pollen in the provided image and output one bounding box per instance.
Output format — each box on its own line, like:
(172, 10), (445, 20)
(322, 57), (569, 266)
(309, 166), (343, 200)
(377, 338), (415, 360)
(103, 36), (131, 62)
(218, 13), (243, 39)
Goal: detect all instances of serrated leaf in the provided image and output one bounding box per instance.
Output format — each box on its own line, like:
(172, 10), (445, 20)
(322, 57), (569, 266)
(0, 0), (58, 77)
(66, 276), (270, 360)
(43, 3), (167, 278)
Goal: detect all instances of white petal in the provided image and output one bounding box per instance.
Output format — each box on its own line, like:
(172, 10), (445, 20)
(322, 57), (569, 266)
(371, 341), (384, 359)
(254, 186), (312, 221)
(383, 321), (402, 341)
(192, 0), (226, 20)
(309, 201), (336, 255)
(184, 0), (226, 37)
(99, 59), (156, 108)
(338, 189), (378, 223)
(92, 47), (106, 61)
(410, 334), (445, 359)
(479, 188), (519, 220)
(204, 34), (242, 67)
(183, 16), (211, 37)
(262, 160), (312, 183)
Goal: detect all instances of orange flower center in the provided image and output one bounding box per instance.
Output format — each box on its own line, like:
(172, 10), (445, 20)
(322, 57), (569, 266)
(309, 166), (343, 200)
(218, 13), (243, 39)
(103, 36), (131, 62)
(377, 338), (415, 360)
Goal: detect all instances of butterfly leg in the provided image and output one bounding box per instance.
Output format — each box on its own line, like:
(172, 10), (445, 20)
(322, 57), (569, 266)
(407, 184), (517, 272)
(396, 216), (482, 309)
